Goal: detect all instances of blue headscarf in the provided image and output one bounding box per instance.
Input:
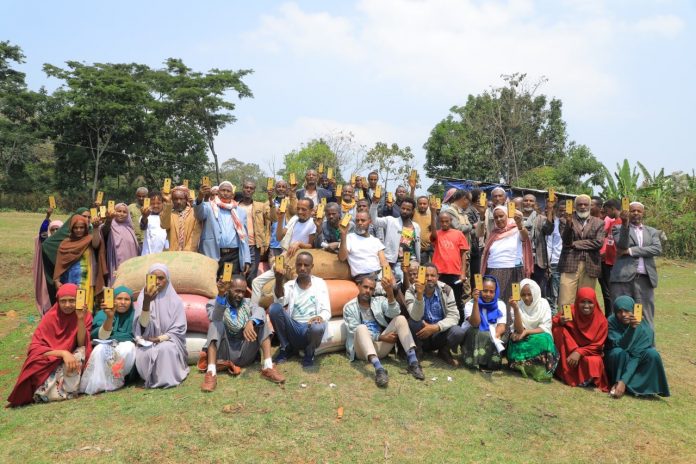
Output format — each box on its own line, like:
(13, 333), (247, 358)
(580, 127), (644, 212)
(477, 275), (503, 332)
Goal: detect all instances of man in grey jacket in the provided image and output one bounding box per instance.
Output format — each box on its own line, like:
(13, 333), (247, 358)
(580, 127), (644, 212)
(610, 202), (662, 330)
(405, 263), (466, 366)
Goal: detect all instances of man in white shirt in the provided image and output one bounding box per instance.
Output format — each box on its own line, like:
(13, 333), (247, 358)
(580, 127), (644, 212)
(338, 211), (388, 280)
(269, 252), (330, 367)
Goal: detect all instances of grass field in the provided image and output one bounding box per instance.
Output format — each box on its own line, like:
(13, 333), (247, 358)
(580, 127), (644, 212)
(1, 211), (695, 463)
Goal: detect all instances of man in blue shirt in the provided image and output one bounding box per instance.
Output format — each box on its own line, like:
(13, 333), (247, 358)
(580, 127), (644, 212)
(200, 276), (284, 392)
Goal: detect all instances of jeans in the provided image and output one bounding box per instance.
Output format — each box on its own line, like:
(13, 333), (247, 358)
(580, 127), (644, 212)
(547, 263), (560, 314)
(268, 303), (326, 358)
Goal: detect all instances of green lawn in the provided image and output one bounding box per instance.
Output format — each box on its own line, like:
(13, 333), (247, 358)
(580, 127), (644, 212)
(1, 212), (695, 463)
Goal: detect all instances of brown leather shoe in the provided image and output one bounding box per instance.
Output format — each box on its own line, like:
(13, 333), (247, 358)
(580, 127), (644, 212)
(201, 371), (217, 392)
(197, 351), (207, 373)
(260, 366), (285, 384)
(226, 362), (242, 376)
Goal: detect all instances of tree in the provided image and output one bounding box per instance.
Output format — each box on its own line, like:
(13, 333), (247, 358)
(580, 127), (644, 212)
(215, 157), (267, 189)
(517, 143), (604, 194)
(364, 142), (415, 192)
(600, 159), (642, 200)
(424, 73), (576, 187)
(279, 139), (342, 182)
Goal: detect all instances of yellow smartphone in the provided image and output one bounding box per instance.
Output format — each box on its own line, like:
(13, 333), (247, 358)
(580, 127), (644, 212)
(279, 198), (288, 214)
(563, 304), (573, 321)
(474, 274), (483, 291)
(147, 274), (157, 289)
(622, 197), (630, 212)
(548, 188), (556, 202)
(189, 189), (195, 200)
(99, 205), (107, 218)
(382, 265), (392, 280)
(479, 191), (487, 207)
(267, 177), (275, 191)
(511, 282), (521, 301)
(336, 184), (343, 198)
(321, 197), (327, 206)
(435, 198), (442, 209)
(350, 174), (356, 185)
(103, 287), (114, 308)
(634, 303), (643, 322)
(507, 202), (516, 218)
(340, 213), (352, 227)
(316, 203), (325, 219)
(107, 200), (115, 214)
(387, 192), (394, 203)
(356, 190), (363, 200)
(403, 251), (411, 265)
(410, 169), (417, 182)
(417, 266), (426, 284)
(375, 185), (382, 199)
(289, 172), (296, 185)
(143, 197), (151, 209)
(566, 199), (574, 215)
(318, 162), (324, 174)
(48, 195), (56, 209)
(327, 167), (333, 180)
(183, 179), (189, 188)
(275, 255), (284, 272)
(76, 289), (86, 310)
(222, 263), (233, 282)
(163, 178), (172, 194)
(96, 191), (104, 205)
(90, 207), (98, 219)
(202, 176), (210, 187)
(231, 184), (236, 195)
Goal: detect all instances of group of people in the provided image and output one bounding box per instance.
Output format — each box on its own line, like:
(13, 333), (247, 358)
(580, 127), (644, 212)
(8, 169), (669, 407)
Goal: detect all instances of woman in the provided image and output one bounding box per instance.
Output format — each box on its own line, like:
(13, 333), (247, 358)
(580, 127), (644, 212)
(552, 287), (609, 391)
(461, 276), (508, 371)
(605, 295), (670, 398)
(102, 202), (140, 285)
(7, 283), (92, 407)
(133, 263), (188, 388)
(480, 206), (533, 323)
(140, 192), (169, 255)
(80, 286), (136, 395)
(53, 214), (105, 312)
(507, 279), (558, 382)
(34, 211), (64, 316)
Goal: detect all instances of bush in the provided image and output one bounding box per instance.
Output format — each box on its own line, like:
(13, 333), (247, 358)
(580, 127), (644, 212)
(640, 191), (696, 260)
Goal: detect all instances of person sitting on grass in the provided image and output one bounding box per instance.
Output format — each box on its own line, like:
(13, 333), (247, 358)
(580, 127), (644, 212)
(605, 295), (670, 399)
(507, 279), (559, 382)
(405, 263), (465, 367)
(461, 276), (508, 371)
(199, 276), (285, 392)
(269, 252), (330, 368)
(343, 275), (425, 388)
(133, 264), (189, 388)
(551, 287), (609, 392)
(80, 286), (136, 395)
(7, 283), (92, 407)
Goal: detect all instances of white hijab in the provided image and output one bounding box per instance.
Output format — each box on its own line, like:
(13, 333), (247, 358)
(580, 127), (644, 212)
(517, 278), (552, 334)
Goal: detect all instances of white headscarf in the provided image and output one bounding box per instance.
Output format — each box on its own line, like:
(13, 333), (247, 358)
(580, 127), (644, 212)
(517, 278), (552, 334)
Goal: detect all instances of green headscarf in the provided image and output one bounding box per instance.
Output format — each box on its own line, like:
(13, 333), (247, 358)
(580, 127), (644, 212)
(91, 286), (135, 342)
(613, 295), (635, 313)
(607, 295), (653, 353)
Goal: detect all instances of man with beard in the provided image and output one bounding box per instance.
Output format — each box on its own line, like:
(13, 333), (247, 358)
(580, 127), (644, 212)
(339, 211), (387, 280)
(610, 202), (662, 330)
(269, 252), (330, 367)
(371, 196), (420, 282)
(558, 194), (605, 306)
(315, 202), (351, 252)
(200, 276), (285, 392)
(343, 274), (424, 387)
(128, 187), (148, 246)
(238, 179), (272, 284)
(196, 181), (251, 279)
(161, 185), (201, 252)
(296, 169), (333, 206)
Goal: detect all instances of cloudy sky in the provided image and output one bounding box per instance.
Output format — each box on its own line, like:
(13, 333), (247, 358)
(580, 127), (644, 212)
(4, 0), (695, 187)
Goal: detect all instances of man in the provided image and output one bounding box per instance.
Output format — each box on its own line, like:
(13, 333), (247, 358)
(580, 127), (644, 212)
(356, 198), (383, 240)
(558, 194), (605, 306)
(339, 211), (388, 280)
(382, 183), (415, 218)
(591, 196), (604, 219)
(160, 185), (202, 252)
(195, 182), (251, 278)
(269, 252), (330, 367)
(343, 275), (424, 387)
(610, 202), (661, 330)
(523, 193), (553, 291)
(371, 196), (421, 281)
(128, 187), (148, 246)
(339, 184), (357, 217)
(238, 179), (272, 284)
(405, 263), (466, 366)
(545, 200), (564, 312)
(363, 171), (384, 211)
(268, 180), (297, 258)
(430, 208), (469, 321)
(413, 196), (433, 264)
(296, 169), (333, 206)
(314, 202), (350, 252)
(599, 199), (622, 316)
(140, 191), (168, 255)
(200, 276), (285, 392)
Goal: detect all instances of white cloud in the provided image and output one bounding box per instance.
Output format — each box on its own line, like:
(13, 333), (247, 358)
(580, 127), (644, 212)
(632, 14), (684, 38)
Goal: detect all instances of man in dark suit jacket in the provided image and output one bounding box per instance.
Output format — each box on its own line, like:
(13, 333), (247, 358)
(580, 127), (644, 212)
(610, 202), (662, 330)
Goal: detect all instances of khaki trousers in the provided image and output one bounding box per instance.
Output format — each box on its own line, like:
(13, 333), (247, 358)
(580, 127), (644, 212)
(559, 261), (597, 306)
(354, 315), (415, 361)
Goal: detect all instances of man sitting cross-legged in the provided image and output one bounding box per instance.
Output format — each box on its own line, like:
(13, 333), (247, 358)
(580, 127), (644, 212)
(200, 276), (284, 392)
(343, 274), (425, 387)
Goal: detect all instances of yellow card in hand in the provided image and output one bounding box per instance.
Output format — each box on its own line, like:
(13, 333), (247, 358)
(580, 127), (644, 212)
(375, 185), (382, 198)
(474, 274), (483, 291)
(327, 168), (333, 180)
(48, 195), (56, 209)
(336, 185), (343, 198)
(566, 199), (574, 215)
(163, 178), (172, 194)
(90, 207), (98, 219)
(507, 202), (516, 218)
(511, 282), (521, 301)
(382, 265), (392, 280)
(202, 176), (210, 187)
(403, 251), (411, 265)
(340, 213), (352, 227)
(222, 263), (233, 282)
(279, 198), (288, 213)
(96, 191), (104, 204)
(275, 255), (284, 272)
(548, 188), (556, 202)
(417, 266), (426, 284)
(267, 177), (275, 191)
(634, 303), (643, 322)
(143, 197), (150, 209)
(387, 192), (393, 203)
(622, 197), (630, 212)
(76, 289), (86, 310)
(316, 203), (325, 219)
(563, 304), (573, 321)
(289, 172), (296, 185)
(410, 169), (417, 182)
(479, 192), (487, 207)
(99, 205), (107, 218)
(107, 200), (115, 214)
(103, 287), (114, 308)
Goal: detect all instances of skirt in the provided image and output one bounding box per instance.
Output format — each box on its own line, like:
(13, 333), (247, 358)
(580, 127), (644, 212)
(507, 332), (558, 382)
(487, 266), (524, 329)
(34, 347), (85, 403)
(80, 340), (136, 395)
(462, 329), (507, 371)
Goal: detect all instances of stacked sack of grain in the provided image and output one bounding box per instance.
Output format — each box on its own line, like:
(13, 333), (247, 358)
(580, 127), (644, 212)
(113, 251), (216, 364)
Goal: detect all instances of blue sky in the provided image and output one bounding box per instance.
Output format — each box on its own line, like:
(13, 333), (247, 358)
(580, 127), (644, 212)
(3, 0), (694, 188)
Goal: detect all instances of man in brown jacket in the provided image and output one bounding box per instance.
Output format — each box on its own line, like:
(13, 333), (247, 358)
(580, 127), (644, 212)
(558, 194), (605, 306)
(160, 185), (201, 252)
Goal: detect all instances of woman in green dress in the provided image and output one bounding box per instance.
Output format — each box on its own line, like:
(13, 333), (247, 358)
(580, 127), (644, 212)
(606, 295), (670, 398)
(507, 279), (559, 381)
